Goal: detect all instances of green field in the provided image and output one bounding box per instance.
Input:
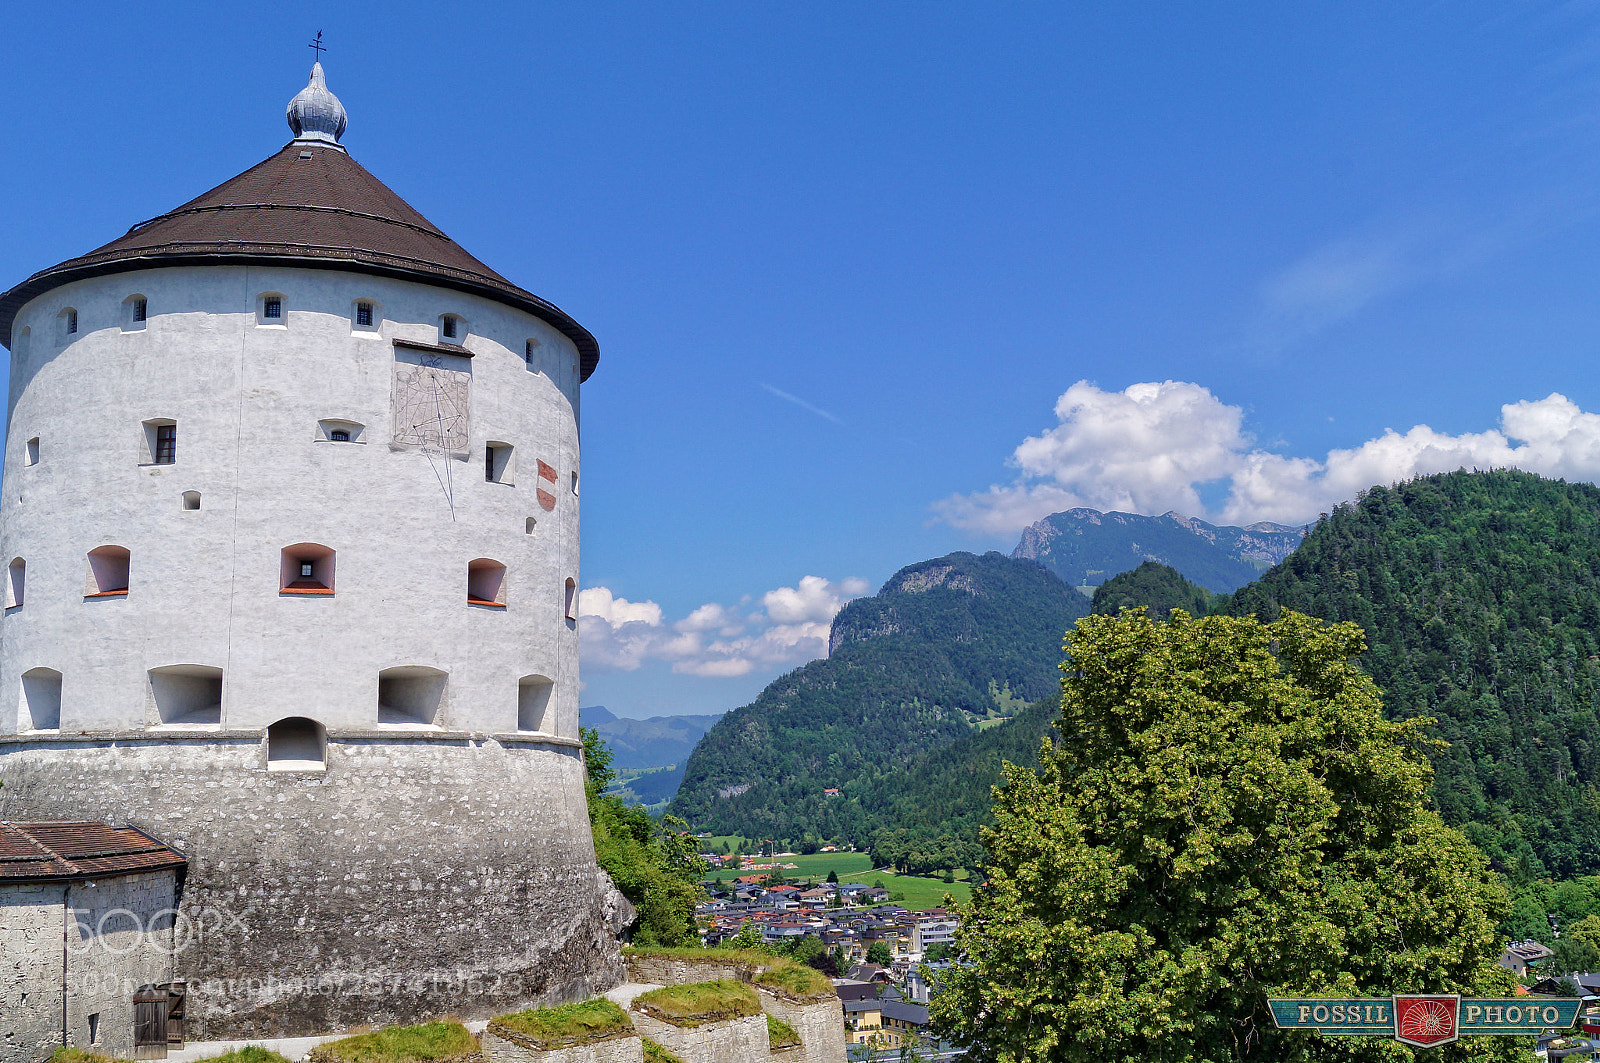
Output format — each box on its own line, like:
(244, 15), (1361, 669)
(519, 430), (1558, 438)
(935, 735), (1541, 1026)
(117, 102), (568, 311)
(701, 850), (969, 907)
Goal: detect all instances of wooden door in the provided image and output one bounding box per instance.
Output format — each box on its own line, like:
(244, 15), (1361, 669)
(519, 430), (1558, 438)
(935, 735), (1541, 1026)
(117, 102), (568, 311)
(165, 983), (186, 1047)
(132, 989), (168, 1060)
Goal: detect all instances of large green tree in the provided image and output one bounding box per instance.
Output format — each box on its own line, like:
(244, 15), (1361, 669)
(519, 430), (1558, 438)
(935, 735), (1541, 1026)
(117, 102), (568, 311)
(583, 726), (706, 946)
(932, 610), (1519, 1062)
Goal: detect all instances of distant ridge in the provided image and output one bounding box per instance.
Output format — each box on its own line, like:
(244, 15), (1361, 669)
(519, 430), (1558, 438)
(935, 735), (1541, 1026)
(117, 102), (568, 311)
(1014, 508), (1305, 593)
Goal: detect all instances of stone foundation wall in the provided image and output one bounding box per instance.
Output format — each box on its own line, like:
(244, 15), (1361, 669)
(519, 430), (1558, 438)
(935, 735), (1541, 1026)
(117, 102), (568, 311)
(755, 994), (847, 1063)
(627, 1010), (768, 1063)
(481, 1027), (643, 1063)
(623, 957), (753, 987)
(0, 734), (629, 1039)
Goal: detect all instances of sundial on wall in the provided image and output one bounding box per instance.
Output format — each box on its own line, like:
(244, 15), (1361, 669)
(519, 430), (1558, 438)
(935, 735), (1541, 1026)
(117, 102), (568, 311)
(392, 353), (470, 451)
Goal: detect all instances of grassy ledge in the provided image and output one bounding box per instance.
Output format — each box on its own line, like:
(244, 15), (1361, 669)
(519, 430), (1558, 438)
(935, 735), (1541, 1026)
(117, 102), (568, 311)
(767, 1014), (802, 1050)
(52, 1051), (294, 1063)
(309, 1021), (479, 1063)
(632, 980), (763, 1028)
(755, 962), (835, 1003)
(490, 998), (634, 1049)
(641, 1039), (686, 1063)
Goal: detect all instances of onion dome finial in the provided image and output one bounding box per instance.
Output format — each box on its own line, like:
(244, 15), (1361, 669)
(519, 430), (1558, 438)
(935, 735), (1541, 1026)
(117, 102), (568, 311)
(286, 63), (347, 148)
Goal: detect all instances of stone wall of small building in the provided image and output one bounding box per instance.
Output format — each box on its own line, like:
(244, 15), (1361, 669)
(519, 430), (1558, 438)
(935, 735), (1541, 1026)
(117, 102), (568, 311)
(626, 1010), (769, 1063)
(1, 868), (178, 1063)
(755, 993), (847, 1063)
(480, 1027), (643, 1063)
(0, 735), (629, 1039)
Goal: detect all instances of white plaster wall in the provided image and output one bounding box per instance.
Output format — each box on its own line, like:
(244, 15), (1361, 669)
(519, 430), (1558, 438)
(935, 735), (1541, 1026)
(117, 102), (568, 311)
(0, 265), (584, 738)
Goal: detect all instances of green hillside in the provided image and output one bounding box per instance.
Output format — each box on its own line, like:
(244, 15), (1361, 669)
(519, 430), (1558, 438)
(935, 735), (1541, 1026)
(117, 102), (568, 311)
(668, 552), (1088, 841)
(1224, 469), (1600, 878)
(1091, 561), (1217, 617)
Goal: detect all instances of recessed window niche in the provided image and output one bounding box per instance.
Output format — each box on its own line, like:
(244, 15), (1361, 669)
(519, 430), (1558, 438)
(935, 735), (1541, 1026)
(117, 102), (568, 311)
(267, 717), (326, 771)
(565, 577), (577, 621)
(19, 668), (62, 731)
(85, 546), (130, 598)
(485, 442), (514, 484)
(142, 419), (176, 465)
(317, 419), (364, 443)
(438, 314), (466, 344)
(123, 295), (148, 331)
(148, 665), (223, 726)
(58, 307), (77, 341)
(378, 667), (447, 727)
(182, 491), (201, 511)
(6, 558), (24, 609)
(281, 544), (335, 595)
(257, 292), (286, 326)
(518, 675), (553, 733)
(352, 299), (379, 331)
(468, 559), (507, 608)
(24, 438), (38, 467)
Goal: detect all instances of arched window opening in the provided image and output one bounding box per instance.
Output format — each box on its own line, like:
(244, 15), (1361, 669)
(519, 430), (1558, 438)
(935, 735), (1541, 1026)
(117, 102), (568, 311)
(518, 675), (553, 733)
(59, 307), (77, 340)
(280, 544), (335, 595)
(525, 517), (537, 535)
(85, 546), (130, 598)
(565, 577), (577, 621)
(439, 314), (466, 343)
(142, 418), (176, 465)
(468, 559), (507, 608)
(149, 665), (223, 726)
(6, 558), (24, 609)
(19, 668), (62, 732)
(318, 419), (364, 444)
(182, 491), (201, 511)
(378, 667), (446, 727)
(485, 442), (514, 484)
(123, 295), (148, 332)
(267, 717), (326, 771)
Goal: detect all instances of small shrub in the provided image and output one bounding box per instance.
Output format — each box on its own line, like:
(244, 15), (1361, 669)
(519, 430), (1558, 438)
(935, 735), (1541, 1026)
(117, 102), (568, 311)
(492, 998), (632, 1047)
(767, 1014), (801, 1050)
(194, 1051), (295, 1063)
(641, 1039), (686, 1063)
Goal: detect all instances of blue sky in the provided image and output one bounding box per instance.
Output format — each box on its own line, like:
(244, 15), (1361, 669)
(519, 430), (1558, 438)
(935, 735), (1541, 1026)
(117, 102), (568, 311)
(6, 3), (1600, 717)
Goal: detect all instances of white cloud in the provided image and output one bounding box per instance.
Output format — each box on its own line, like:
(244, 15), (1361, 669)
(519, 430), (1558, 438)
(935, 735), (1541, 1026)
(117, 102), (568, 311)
(579, 576), (869, 678)
(936, 383), (1600, 533)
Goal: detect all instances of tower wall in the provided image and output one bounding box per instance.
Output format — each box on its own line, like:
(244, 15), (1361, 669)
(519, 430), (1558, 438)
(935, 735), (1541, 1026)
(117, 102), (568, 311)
(2, 265), (583, 735)
(0, 262), (621, 1036)
(0, 734), (629, 1038)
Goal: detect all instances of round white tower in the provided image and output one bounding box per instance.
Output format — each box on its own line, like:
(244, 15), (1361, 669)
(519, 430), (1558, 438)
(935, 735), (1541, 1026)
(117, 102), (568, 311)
(0, 66), (624, 1038)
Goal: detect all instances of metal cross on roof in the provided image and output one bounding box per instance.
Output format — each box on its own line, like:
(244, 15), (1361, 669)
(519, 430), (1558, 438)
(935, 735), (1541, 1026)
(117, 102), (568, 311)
(309, 30), (326, 60)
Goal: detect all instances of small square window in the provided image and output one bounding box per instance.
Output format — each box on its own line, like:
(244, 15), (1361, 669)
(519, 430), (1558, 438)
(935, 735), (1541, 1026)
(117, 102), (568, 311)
(356, 302), (373, 328)
(264, 297), (282, 320)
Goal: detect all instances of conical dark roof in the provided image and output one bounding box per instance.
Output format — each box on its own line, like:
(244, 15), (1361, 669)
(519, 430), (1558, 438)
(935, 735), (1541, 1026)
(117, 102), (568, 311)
(0, 141), (598, 379)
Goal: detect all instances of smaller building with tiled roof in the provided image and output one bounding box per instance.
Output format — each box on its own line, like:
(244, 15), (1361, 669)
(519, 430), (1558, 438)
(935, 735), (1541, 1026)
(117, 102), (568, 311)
(3, 823), (187, 1063)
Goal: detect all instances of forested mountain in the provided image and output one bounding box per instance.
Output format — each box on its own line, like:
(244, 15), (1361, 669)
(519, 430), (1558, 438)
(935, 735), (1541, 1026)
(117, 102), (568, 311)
(1091, 561), (1217, 617)
(578, 705), (723, 770)
(667, 552), (1088, 839)
(1224, 470), (1600, 878)
(1015, 508), (1304, 593)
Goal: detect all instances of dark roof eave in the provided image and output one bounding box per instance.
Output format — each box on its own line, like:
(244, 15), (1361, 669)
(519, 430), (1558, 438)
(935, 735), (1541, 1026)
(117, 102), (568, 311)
(0, 248), (600, 381)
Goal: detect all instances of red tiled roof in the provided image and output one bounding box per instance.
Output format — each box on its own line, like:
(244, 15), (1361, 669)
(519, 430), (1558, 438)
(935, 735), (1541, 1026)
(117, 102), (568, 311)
(0, 822), (185, 882)
(0, 142), (598, 380)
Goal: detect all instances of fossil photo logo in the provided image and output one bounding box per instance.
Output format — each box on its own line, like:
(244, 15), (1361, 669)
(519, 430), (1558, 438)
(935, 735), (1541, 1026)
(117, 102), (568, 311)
(1270, 995), (1580, 1044)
